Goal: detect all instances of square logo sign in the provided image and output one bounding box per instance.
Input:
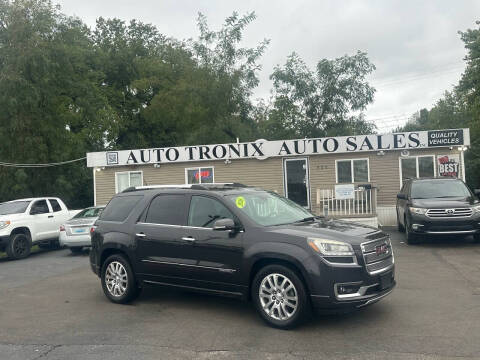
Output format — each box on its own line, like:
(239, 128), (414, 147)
(106, 152), (119, 165)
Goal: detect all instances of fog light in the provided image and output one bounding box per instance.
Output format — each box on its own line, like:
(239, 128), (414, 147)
(412, 224), (424, 230)
(337, 284), (360, 295)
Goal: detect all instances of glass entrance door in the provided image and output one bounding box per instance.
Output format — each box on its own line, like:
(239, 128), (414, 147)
(283, 158), (310, 208)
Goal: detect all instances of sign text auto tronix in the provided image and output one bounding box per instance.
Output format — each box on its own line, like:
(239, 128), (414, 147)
(86, 128), (469, 167)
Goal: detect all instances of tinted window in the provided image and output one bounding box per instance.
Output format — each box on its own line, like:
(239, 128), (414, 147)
(188, 196), (235, 228)
(411, 180), (471, 199)
(73, 207), (104, 219)
(100, 195), (143, 222)
(31, 200), (49, 214)
(146, 195), (185, 225)
(0, 201), (30, 215)
(49, 199), (62, 212)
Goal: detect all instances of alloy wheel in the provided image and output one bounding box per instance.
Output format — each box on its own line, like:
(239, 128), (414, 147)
(105, 261), (128, 297)
(13, 236), (28, 257)
(259, 273), (298, 321)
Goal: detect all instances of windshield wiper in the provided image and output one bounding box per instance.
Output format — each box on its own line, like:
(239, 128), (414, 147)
(293, 216), (316, 224)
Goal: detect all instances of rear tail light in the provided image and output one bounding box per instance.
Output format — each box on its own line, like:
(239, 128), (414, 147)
(60, 225), (65, 232)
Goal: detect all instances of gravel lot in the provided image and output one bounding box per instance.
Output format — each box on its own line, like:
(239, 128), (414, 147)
(1, 230), (479, 360)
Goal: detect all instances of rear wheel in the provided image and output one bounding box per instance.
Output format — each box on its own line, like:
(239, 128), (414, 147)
(6, 233), (32, 260)
(70, 247), (83, 254)
(252, 264), (310, 329)
(101, 254), (140, 304)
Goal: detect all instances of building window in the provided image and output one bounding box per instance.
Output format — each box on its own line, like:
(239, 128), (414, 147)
(115, 171), (143, 193)
(399, 156), (435, 185)
(336, 159), (369, 183)
(185, 167), (214, 184)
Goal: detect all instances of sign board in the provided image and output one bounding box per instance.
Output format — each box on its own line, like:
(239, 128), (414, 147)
(335, 184), (355, 200)
(86, 128), (470, 167)
(437, 154), (460, 178)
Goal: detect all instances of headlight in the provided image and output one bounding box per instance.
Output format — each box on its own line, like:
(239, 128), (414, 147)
(0, 220), (11, 230)
(307, 238), (355, 256)
(409, 207), (427, 215)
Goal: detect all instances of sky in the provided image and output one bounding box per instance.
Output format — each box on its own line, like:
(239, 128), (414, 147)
(57, 0), (480, 132)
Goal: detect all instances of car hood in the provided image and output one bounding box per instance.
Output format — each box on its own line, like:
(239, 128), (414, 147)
(411, 197), (477, 208)
(265, 217), (386, 246)
(0, 213), (27, 221)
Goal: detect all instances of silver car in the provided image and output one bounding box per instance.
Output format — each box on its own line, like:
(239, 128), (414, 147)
(59, 206), (104, 253)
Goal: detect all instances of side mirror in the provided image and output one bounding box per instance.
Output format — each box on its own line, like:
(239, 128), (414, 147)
(397, 193), (407, 200)
(213, 218), (236, 231)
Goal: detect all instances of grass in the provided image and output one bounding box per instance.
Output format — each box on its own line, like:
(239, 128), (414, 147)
(0, 245), (40, 259)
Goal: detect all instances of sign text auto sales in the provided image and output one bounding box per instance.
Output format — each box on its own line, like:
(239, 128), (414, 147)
(86, 129), (468, 167)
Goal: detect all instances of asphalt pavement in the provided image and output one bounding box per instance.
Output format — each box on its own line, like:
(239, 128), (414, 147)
(1, 231), (479, 360)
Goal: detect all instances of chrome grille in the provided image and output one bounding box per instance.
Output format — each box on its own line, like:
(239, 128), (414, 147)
(360, 237), (394, 275)
(426, 208), (473, 218)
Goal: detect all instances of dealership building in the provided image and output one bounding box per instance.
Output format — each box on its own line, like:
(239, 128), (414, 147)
(87, 128), (470, 227)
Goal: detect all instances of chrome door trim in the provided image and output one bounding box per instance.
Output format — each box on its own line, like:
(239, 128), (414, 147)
(141, 259), (237, 273)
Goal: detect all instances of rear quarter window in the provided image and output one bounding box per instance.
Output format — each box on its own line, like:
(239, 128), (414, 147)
(100, 195), (143, 222)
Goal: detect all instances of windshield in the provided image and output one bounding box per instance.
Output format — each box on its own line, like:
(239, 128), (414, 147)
(411, 180), (472, 199)
(73, 207), (104, 219)
(226, 191), (314, 226)
(0, 201), (31, 215)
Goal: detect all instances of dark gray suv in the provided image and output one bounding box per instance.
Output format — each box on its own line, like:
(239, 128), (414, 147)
(90, 183), (395, 329)
(396, 177), (480, 244)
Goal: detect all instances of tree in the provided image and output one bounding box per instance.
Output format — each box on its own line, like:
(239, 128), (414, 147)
(0, 0), (115, 207)
(259, 51), (376, 139)
(396, 21), (480, 189)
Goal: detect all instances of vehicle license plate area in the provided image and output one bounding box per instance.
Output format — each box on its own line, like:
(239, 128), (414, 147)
(74, 228), (86, 233)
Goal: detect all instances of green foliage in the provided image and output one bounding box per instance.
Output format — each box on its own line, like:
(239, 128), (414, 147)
(0, 1), (378, 207)
(258, 51), (376, 139)
(396, 21), (480, 189)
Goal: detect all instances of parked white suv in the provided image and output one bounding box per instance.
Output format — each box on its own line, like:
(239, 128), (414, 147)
(0, 197), (79, 260)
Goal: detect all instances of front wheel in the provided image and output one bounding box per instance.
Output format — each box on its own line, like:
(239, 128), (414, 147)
(6, 233), (32, 260)
(101, 254), (140, 304)
(252, 265), (310, 329)
(405, 216), (420, 245)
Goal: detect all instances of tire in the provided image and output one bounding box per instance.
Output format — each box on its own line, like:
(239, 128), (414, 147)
(101, 254), (140, 304)
(6, 233), (32, 260)
(252, 264), (310, 329)
(70, 247), (83, 254)
(405, 216), (420, 245)
(397, 211), (405, 233)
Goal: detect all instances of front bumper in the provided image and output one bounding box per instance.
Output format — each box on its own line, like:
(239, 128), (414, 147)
(408, 213), (480, 235)
(0, 235), (9, 248)
(310, 267), (396, 312)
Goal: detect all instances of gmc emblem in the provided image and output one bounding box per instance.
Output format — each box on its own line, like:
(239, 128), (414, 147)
(376, 244), (388, 255)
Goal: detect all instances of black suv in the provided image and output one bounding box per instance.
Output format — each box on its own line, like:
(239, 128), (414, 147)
(90, 184), (395, 329)
(396, 177), (480, 244)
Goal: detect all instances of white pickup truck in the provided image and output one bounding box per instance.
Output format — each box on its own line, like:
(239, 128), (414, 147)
(0, 197), (81, 260)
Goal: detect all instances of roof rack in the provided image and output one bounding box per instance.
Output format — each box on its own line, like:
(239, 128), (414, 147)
(122, 183), (248, 193)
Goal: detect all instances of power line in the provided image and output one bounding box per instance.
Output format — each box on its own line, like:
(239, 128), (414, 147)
(0, 157), (86, 168)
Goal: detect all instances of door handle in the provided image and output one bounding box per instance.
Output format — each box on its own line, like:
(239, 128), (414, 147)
(181, 236), (196, 242)
(48, 215), (54, 218)
(136, 233), (146, 237)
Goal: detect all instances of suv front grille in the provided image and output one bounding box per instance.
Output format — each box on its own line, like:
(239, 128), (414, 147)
(360, 237), (394, 275)
(426, 208), (473, 218)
